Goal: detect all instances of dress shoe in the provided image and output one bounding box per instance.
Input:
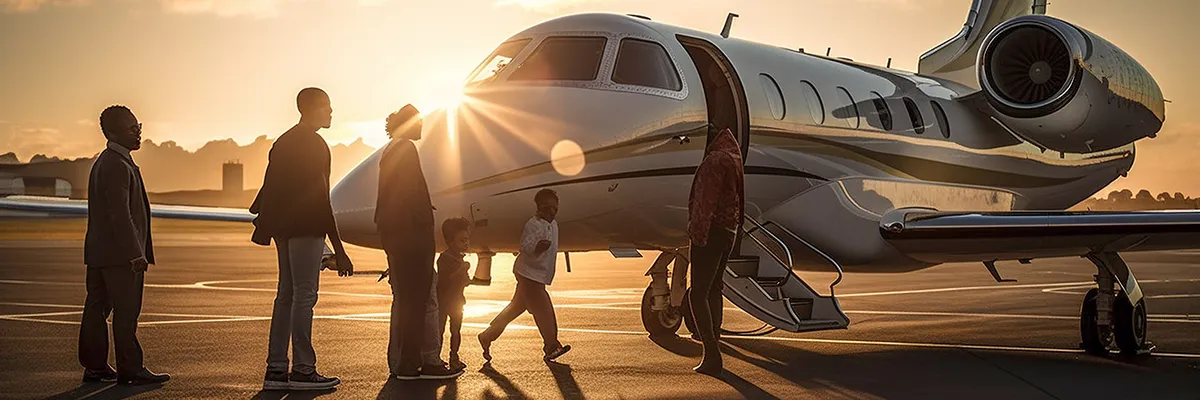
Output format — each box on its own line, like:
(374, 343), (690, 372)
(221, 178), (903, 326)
(118, 368), (170, 385)
(83, 366), (118, 383)
(289, 370), (340, 390)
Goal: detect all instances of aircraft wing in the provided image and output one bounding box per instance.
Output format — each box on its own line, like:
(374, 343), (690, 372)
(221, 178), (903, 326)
(881, 208), (1200, 264)
(0, 195), (254, 223)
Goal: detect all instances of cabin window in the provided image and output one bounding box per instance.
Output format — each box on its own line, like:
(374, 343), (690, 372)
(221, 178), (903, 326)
(903, 97), (925, 134)
(798, 80), (824, 124)
(832, 87), (860, 129)
(612, 39), (682, 91)
(931, 100), (950, 138)
(759, 74), (786, 120)
(509, 36), (608, 82)
(466, 39), (531, 85)
(869, 92), (893, 131)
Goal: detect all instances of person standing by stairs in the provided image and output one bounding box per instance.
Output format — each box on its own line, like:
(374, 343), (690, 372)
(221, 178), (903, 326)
(687, 126), (745, 376)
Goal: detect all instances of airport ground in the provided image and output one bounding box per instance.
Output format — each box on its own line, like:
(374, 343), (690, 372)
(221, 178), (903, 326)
(1, 219), (1198, 399)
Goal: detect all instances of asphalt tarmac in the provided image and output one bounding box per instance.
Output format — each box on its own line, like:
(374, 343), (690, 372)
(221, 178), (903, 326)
(1, 219), (1198, 399)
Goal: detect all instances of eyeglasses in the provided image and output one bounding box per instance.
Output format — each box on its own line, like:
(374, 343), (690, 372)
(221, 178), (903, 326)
(129, 123), (142, 134)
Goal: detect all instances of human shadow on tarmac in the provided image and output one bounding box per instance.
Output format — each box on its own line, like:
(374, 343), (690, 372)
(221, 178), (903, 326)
(718, 338), (1200, 399)
(649, 334), (703, 357)
(253, 388), (335, 400)
(45, 382), (162, 400)
(717, 370), (779, 400)
(479, 362), (530, 399)
(547, 361), (584, 400)
(376, 377), (455, 400)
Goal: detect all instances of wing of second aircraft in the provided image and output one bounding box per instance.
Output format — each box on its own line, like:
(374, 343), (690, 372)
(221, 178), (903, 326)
(0, 195), (254, 223)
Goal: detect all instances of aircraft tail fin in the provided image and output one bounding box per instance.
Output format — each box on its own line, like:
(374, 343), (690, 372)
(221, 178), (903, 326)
(918, 0), (1047, 88)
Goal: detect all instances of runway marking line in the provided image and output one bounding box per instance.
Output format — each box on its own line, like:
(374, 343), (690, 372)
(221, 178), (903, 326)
(4, 278), (1200, 358)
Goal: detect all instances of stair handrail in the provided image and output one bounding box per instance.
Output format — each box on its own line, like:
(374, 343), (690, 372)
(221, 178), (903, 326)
(763, 221), (845, 294)
(741, 214), (794, 270)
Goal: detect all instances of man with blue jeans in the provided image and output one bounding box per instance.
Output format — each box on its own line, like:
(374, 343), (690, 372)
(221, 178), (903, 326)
(251, 87), (354, 391)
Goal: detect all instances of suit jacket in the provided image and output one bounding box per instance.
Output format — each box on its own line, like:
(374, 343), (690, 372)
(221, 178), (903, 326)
(85, 148), (154, 268)
(374, 139), (435, 250)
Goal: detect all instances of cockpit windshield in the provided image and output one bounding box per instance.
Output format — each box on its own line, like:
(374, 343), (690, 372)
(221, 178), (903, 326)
(509, 36), (608, 82)
(466, 39), (531, 85)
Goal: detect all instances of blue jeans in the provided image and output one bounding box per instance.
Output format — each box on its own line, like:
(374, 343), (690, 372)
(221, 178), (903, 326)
(267, 236), (323, 374)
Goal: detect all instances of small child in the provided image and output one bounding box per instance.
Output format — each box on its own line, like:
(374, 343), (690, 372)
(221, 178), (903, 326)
(437, 217), (473, 371)
(478, 189), (570, 362)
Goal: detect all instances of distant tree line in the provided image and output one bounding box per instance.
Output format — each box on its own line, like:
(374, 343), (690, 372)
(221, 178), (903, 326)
(1074, 189), (1200, 211)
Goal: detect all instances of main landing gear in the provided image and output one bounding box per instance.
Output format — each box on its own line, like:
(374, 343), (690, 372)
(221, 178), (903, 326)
(1080, 252), (1152, 356)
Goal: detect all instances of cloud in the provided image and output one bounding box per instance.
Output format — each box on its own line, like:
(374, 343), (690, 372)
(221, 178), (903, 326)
(1, 0), (87, 13)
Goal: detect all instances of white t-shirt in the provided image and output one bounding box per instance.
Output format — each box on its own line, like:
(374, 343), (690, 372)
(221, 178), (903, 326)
(513, 216), (558, 285)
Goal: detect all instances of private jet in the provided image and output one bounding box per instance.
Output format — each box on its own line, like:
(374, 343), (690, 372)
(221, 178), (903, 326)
(4, 0), (1195, 357)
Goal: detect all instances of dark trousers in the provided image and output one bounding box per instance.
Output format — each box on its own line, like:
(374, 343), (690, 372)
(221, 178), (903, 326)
(384, 237), (434, 374)
(79, 265), (145, 375)
(689, 228), (734, 353)
(482, 275), (561, 353)
(438, 299), (464, 358)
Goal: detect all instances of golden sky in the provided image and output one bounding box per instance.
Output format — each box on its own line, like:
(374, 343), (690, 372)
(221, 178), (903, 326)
(1, 0), (1197, 195)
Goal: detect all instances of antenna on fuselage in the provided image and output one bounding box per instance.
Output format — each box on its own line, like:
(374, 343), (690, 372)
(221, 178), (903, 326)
(825, 47), (831, 56)
(720, 13), (739, 38)
(887, 58), (892, 68)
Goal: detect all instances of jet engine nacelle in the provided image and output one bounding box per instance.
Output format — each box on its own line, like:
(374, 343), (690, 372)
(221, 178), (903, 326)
(977, 15), (1166, 153)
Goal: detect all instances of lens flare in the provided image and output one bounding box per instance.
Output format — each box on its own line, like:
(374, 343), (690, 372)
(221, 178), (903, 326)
(550, 140), (586, 176)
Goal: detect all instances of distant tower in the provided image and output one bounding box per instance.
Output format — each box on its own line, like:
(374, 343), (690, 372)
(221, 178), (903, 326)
(223, 161), (243, 194)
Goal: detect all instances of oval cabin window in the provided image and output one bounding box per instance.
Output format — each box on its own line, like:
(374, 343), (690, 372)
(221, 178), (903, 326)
(869, 92), (893, 131)
(833, 87), (860, 129)
(760, 74), (786, 120)
(798, 80), (824, 124)
(903, 97), (925, 134)
(931, 100), (950, 138)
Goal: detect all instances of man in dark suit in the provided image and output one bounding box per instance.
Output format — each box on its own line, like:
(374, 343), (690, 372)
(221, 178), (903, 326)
(377, 104), (451, 380)
(79, 105), (170, 385)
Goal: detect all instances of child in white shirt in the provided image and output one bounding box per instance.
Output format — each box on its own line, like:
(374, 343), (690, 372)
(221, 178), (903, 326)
(477, 189), (571, 362)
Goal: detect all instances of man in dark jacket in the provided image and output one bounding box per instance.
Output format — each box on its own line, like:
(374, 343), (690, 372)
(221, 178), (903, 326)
(80, 105), (170, 386)
(687, 127), (744, 376)
(253, 87), (352, 391)
(377, 104), (454, 380)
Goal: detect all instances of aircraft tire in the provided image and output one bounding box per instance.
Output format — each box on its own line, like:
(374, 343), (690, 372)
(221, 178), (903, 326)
(1080, 288), (1113, 355)
(641, 285), (682, 338)
(1113, 291), (1148, 355)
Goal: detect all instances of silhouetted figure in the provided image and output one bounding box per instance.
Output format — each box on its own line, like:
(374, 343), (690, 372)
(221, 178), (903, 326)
(80, 105), (170, 386)
(377, 104), (455, 380)
(437, 217), (473, 371)
(687, 127), (744, 376)
(251, 87), (352, 391)
(478, 189), (571, 362)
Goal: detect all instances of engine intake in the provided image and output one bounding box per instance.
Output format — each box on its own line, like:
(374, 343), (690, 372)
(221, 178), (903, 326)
(978, 15), (1165, 153)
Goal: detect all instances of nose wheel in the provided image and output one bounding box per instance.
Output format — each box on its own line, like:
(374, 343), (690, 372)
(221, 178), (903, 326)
(641, 285), (682, 338)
